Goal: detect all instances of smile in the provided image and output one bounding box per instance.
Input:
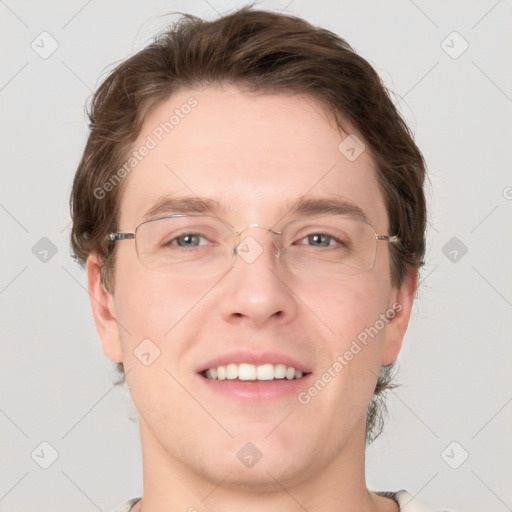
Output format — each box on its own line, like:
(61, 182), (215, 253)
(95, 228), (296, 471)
(202, 363), (308, 381)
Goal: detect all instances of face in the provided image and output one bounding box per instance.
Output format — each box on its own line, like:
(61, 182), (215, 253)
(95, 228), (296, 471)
(88, 85), (414, 490)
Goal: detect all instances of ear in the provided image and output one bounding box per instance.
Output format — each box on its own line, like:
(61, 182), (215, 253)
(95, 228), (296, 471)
(86, 253), (123, 362)
(381, 269), (418, 365)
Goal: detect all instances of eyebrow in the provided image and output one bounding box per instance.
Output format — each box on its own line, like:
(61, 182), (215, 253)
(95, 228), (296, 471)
(285, 196), (369, 223)
(142, 195), (369, 224)
(142, 196), (228, 220)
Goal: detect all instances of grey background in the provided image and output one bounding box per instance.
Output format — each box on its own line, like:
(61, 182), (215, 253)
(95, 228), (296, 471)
(1, 1), (511, 511)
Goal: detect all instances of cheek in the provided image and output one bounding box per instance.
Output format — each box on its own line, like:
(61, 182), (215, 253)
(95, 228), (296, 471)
(111, 270), (207, 427)
(297, 295), (393, 445)
(301, 275), (393, 395)
(111, 252), (214, 357)
(299, 272), (392, 340)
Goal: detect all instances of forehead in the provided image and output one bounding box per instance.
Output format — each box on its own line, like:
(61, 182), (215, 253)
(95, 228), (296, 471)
(118, 85), (388, 230)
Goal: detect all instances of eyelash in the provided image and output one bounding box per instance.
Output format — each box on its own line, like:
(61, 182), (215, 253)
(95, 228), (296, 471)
(166, 231), (348, 249)
(295, 233), (346, 248)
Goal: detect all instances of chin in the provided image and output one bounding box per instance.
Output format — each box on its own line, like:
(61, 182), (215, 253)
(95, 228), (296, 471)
(205, 456), (310, 492)
(189, 431), (321, 491)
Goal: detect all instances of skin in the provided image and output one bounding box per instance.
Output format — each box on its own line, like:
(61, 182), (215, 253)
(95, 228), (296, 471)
(87, 85), (416, 512)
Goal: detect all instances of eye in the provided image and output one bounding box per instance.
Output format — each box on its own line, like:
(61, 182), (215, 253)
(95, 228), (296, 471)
(169, 233), (209, 248)
(296, 233), (345, 248)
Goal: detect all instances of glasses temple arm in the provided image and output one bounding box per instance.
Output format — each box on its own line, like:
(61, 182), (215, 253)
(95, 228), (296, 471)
(106, 233), (135, 242)
(376, 234), (399, 243)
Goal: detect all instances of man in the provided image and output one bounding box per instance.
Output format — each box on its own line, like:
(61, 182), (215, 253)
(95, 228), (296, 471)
(71, 7), (435, 511)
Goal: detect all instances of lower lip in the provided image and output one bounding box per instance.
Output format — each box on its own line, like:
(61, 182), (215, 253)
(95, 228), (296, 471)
(197, 374), (312, 401)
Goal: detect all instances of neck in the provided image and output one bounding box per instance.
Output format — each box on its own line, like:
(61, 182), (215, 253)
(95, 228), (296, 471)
(134, 418), (397, 512)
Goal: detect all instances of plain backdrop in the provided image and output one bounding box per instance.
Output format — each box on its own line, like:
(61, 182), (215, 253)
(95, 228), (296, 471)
(1, 1), (511, 511)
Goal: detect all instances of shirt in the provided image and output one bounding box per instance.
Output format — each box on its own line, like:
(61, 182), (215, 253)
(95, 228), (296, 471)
(111, 490), (440, 511)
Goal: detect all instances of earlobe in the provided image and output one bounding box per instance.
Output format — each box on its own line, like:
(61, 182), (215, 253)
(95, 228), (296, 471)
(381, 269), (418, 366)
(86, 253), (123, 362)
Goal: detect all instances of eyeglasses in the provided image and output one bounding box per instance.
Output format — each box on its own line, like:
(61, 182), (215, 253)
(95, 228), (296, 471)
(106, 214), (399, 278)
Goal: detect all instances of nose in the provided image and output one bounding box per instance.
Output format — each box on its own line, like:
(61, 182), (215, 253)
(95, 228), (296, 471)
(218, 228), (298, 328)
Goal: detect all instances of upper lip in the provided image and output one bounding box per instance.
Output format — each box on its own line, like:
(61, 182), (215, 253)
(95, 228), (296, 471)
(196, 351), (311, 374)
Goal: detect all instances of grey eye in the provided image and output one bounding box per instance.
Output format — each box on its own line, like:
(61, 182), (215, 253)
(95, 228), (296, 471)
(173, 234), (203, 247)
(308, 234), (331, 246)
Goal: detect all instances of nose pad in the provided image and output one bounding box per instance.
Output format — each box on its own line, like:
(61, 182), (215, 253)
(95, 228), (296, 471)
(233, 226), (281, 266)
(234, 235), (265, 264)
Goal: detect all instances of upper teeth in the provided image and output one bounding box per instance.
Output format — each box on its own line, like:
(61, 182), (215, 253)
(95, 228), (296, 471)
(204, 363), (304, 381)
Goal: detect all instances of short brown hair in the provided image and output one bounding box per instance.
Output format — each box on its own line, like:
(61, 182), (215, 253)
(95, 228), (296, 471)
(70, 7), (426, 443)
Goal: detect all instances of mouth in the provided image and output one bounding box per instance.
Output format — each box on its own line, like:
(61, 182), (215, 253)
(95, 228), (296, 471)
(196, 354), (312, 401)
(200, 362), (310, 381)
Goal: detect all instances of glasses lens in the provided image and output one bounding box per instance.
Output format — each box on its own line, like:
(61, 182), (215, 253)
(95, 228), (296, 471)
(133, 214), (378, 278)
(135, 216), (234, 276)
(280, 216), (377, 276)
